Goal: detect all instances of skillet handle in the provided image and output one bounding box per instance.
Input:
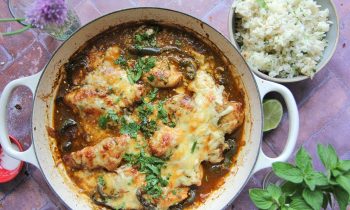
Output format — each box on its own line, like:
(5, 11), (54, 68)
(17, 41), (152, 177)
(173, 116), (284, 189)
(0, 72), (42, 168)
(252, 76), (299, 174)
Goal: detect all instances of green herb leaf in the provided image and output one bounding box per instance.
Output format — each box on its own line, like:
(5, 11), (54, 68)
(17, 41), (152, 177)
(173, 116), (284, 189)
(157, 100), (169, 124)
(134, 28), (158, 48)
(302, 188), (323, 210)
(123, 151), (167, 198)
(147, 75), (155, 82)
(272, 162), (303, 183)
(296, 147), (313, 172)
(332, 168), (343, 177)
(266, 184), (282, 204)
(304, 172), (328, 190)
(337, 160), (350, 172)
(336, 174), (350, 195)
(115, 55), (127, 67)
(334, 186), (349, 210)
(97, 176), (105, 186)
(127, 57), (156, 83)
(120, 118), (140, 138)
(249, 188), (274, 209)
(191, 140), (197, 153)
(289, 197), (313, 210)
(281, 181), (299, 196)
(256, 0), (267, 9)
(147, 88), (158, 102)
(317, 144), (338, 171)
(98, 115), (108, 129)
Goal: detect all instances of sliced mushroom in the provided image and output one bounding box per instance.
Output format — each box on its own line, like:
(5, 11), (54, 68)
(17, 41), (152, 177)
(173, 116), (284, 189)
(136, 189), (157, 210)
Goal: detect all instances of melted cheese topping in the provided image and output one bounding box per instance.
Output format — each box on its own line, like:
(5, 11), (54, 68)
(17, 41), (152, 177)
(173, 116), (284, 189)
(161, 71), (231, 188)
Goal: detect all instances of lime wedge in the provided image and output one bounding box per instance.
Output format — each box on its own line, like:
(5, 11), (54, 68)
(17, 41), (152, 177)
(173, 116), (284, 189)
(263, 99), (283, 132)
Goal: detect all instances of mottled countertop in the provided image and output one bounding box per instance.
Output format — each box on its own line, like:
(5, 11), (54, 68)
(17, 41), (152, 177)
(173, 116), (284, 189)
(0, 0), (349, 209)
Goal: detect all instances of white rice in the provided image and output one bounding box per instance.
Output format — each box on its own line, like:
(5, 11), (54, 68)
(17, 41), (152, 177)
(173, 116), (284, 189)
(233, 0), (331, 78)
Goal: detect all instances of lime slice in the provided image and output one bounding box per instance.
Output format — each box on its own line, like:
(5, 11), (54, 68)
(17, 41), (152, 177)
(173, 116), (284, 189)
(263, 99), (283, 132)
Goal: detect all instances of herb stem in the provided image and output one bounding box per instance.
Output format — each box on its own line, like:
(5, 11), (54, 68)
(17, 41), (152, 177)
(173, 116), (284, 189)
(1, 24), (32, 36)
(0, 17), (26, 22)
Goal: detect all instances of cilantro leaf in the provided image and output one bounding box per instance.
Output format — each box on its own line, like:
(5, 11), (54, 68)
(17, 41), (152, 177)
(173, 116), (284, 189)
(191, 140), (197, 153)
(123, 151), (167, 198)
(97, 176), (105, 187)
(127, 57), (156, 83)
(98, 115), (108, 129)
(120, 118), (140, 138)
(115, 55), (127, 67)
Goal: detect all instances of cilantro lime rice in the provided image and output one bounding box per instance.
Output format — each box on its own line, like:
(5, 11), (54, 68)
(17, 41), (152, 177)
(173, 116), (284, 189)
(234, 0), (331, 78)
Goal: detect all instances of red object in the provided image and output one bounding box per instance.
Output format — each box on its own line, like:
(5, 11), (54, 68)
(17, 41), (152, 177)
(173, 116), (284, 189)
(0, 136), (24, 183)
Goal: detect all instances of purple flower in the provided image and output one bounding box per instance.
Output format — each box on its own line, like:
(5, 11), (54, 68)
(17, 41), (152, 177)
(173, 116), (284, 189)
(26, 0), (68, 29)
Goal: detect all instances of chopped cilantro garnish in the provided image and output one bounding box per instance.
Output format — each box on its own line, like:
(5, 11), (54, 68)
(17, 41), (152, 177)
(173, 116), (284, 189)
(120, 117), (140, 138)
(168, 121), (176, 128)
(157, 100), (168, 124)
(127, 57), (156, 83)
(137, 98), (158, 138)
(147, 75), (155, 82)
(191, 140), (197, 153)
(98, 110), (119, 129)
(137, 102), (154, 122)
(147, 88), (158, 102)
(106, 110), (119, 122)
(98, 115), (108, 129)
(134, 28), (158, 48)
(115, 55), (128, 67)
(97, 176), (105, 186)
(140, 120), (158, 138)
(123, 151), (168, 198)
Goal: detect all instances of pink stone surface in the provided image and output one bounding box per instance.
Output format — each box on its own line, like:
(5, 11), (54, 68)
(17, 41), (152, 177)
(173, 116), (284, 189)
(0, 0), (349, 209)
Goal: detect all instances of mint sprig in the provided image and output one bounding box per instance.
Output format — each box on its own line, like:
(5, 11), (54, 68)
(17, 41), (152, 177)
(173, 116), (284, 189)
(249, 144), (350, 210)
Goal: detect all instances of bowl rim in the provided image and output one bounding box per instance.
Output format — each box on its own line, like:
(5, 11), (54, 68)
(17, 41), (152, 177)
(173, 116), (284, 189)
(227, 0), (340, 83)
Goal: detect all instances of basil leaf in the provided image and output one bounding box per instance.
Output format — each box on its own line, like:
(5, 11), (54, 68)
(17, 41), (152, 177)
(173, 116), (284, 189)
(334, 186), (349, 210)
(332, 168), (343, 177)
(337, 160), (350, 171)
(290, 197), (313, 210)
(249, 188), (274, 209)
(317, 144), (338, 170)
(268, 203), (278, 210)
(281, 181), (299, 196)
(272, 162), (303, 183)
(304, 172), (328, 190)
(267, 184), (282, 202)
(336, 174), (350, 195)
(296, 147), (313, 172)
(302, 188), (323, 210)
